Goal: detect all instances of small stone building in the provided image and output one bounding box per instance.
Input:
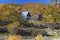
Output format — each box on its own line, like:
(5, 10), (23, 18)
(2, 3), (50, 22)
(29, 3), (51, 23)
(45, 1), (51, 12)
(27, 12), (31, 20)
(32, 14), (43, 21)
(37, 14), (43, 21)
(21, 11), (31, 20)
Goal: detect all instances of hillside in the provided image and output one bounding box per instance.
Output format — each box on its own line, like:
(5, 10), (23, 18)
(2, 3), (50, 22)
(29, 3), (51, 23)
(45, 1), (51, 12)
(0, 3), (60, 40)
(0, 3), (60, 22)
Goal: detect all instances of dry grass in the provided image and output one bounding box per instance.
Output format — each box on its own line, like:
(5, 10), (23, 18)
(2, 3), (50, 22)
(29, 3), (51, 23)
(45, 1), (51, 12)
(35, 34), (42, 40)
(8, 34), (21, 40)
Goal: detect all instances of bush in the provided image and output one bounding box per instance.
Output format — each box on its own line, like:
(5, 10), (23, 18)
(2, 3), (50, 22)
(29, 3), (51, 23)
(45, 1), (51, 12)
(0, 27), (9, 33)
(8, 34), (21, 40)
(35, 34), (42, 40)
(13, 27), (32, 36)
(7, 21), (20, 34)
(39, 30), (47, 36)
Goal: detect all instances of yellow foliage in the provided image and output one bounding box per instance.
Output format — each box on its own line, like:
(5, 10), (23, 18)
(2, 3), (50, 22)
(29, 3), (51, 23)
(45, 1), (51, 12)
(7, 21), (20, 33)
(45, 18), (54, 23)
(0, 4), (60, 23)
(8, 34), (21, 40)
(35, 34), (42, 40)
(2, 11), (10, 17)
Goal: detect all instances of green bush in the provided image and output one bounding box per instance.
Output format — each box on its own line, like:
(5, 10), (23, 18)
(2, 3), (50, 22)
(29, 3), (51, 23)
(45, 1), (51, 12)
(39, 30), (47, 36)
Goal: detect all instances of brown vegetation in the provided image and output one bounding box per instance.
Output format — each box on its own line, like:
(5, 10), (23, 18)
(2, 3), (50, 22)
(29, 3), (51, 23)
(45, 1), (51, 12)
(8, 34), (21, 40)
(0, 3), (60, 22)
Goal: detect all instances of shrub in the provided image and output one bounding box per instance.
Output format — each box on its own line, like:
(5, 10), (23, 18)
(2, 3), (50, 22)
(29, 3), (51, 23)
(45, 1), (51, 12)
(0, 27), (9, 34)
(8, 34), (21, 40)
(14, 28), (32, 36)
(40, 30), (47, 36)
(35, 34), (42, 40)
(7, 21), (20, 34)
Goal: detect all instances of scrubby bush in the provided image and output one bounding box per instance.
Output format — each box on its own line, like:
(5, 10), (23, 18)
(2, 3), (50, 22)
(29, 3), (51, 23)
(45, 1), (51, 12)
(52, 23), (60, 29)
(7, 21), (20, 34)
(35, 33), (42, 40)
(13, 27), (32, 36)
(31, 29), (38, 36)
(0, 27), (9, 33)
(6, 12), (27, 34)
(8, 34), (21, 40)
(39, 30), (48, 36)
